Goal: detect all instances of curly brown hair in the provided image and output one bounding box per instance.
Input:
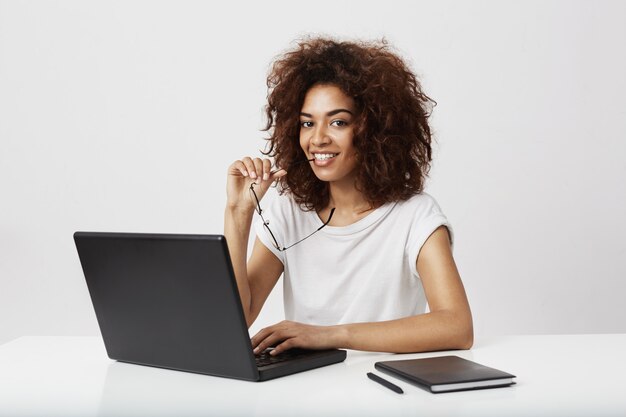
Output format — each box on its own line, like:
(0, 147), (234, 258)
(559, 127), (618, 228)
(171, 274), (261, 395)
(263, 36), (436, 212)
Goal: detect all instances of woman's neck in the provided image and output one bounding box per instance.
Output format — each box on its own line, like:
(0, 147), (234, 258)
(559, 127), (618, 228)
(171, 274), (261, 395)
(321, 179), (377, 226)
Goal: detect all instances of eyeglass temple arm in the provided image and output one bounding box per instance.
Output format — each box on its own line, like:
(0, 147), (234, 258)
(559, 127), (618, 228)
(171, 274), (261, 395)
(278, 208), (335, 251)
(281, 207), (335, 251)
(317, 208), (335, 230)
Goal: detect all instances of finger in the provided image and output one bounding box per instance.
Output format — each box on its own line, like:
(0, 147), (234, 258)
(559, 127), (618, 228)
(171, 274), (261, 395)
(250, 327), (270, 350)
(270, 338), (297, 355)
(230, 160), (249, 177)
(269, 168), (287, 181)
(262, 159), (272, 181)
(241, 157), (256, 179)
(252, 158), (264, 181)
(251, 320), (290, 352)
(251, 325), (280, 351)
(253, 330), (288, 354)
(253, 331), (279, 354)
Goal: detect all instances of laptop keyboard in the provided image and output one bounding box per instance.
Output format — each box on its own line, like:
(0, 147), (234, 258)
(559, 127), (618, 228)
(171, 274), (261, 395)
(255, 348), (313, 368)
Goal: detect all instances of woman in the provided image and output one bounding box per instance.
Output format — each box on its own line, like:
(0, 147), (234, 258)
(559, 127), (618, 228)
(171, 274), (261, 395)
(224, 37), (473, 355)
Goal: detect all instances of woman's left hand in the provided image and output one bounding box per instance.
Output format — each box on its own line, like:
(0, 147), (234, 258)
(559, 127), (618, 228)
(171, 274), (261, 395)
(250, 320), (342, 355)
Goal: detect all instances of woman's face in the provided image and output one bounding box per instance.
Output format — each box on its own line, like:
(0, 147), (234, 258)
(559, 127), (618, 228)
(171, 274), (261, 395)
(299, 83), (358, 184)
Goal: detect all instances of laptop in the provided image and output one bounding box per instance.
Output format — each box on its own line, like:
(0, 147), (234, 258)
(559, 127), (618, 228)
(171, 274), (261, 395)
(73, 231), (346, 381)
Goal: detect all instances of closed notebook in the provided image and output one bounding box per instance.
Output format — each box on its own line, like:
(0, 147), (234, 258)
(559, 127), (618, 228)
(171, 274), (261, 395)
(375, 355), (516, 393)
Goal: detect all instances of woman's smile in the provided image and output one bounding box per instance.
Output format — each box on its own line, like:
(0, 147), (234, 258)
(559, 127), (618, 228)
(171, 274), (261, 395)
(312, 152), (340, 166)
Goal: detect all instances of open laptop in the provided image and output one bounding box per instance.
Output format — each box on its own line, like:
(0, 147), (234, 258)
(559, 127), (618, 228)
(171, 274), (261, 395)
(73, 231), (346, 381)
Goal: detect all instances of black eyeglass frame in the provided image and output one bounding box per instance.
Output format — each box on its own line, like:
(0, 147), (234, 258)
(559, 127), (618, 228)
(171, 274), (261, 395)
(249, 182), (335, 252)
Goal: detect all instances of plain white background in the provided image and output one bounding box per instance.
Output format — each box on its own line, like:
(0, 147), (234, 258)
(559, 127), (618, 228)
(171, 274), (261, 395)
(1, 0), (625, 346)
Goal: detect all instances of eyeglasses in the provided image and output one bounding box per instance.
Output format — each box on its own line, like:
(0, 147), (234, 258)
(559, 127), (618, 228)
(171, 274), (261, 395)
(249, 182), (335, 252)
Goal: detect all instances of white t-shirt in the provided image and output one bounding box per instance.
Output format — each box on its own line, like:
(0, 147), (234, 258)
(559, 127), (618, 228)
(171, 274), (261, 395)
(253, 192), (453, 325)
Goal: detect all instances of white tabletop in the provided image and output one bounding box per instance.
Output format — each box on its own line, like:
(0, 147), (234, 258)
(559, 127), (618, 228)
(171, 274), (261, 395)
(1, 334), (625, 416)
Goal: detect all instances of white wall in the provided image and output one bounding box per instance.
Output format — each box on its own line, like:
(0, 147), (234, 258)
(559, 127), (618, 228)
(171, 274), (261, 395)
(1, 0), (625, 345)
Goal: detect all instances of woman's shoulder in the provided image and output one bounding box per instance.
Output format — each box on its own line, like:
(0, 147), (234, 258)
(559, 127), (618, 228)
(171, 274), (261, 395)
(397, 192), (454, 249)
(395, 192), (444, 216)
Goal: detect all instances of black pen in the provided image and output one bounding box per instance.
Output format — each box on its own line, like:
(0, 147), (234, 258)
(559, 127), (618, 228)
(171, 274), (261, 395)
(367, 372), (404, 394)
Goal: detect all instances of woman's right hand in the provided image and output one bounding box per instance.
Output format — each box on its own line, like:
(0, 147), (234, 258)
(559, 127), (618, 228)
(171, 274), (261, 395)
(226, 157), (287, 213)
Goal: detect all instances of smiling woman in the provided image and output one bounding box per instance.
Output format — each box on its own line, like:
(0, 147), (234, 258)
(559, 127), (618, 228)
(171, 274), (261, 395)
(224, 37), (473, 356)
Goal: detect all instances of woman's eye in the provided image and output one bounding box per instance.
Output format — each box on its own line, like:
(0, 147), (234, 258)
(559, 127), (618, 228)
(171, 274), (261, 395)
(301, 121), (313, 128)
(331, 120), (348, 127)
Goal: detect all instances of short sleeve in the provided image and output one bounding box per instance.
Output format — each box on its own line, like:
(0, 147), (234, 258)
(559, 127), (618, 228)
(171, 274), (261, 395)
(406, 194), (454, 279)
(253, 193), (288, 265)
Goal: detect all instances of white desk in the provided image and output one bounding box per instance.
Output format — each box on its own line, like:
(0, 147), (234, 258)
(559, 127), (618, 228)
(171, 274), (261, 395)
(1, 334), (624, 416)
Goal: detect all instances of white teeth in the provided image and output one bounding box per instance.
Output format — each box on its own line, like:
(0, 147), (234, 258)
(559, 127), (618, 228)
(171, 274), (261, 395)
(314, 153), (338, 161)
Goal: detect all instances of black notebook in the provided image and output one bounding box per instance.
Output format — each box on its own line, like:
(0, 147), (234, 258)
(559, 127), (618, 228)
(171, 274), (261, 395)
(375, 355), (516, 393)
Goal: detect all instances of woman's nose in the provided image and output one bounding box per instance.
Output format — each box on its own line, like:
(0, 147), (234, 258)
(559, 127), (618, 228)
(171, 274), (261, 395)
(311, 126), (331, 146)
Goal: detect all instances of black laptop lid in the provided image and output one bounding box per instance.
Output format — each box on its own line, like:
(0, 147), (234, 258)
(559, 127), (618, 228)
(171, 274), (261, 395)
(74, 232), (259, 381)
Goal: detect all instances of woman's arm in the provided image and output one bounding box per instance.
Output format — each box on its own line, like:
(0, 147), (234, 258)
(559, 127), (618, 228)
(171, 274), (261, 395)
(223, 205), (255, 323)
(340, 225), (473, 352)
(224, 157), (286, 328)
(251, 226), (473, 354)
